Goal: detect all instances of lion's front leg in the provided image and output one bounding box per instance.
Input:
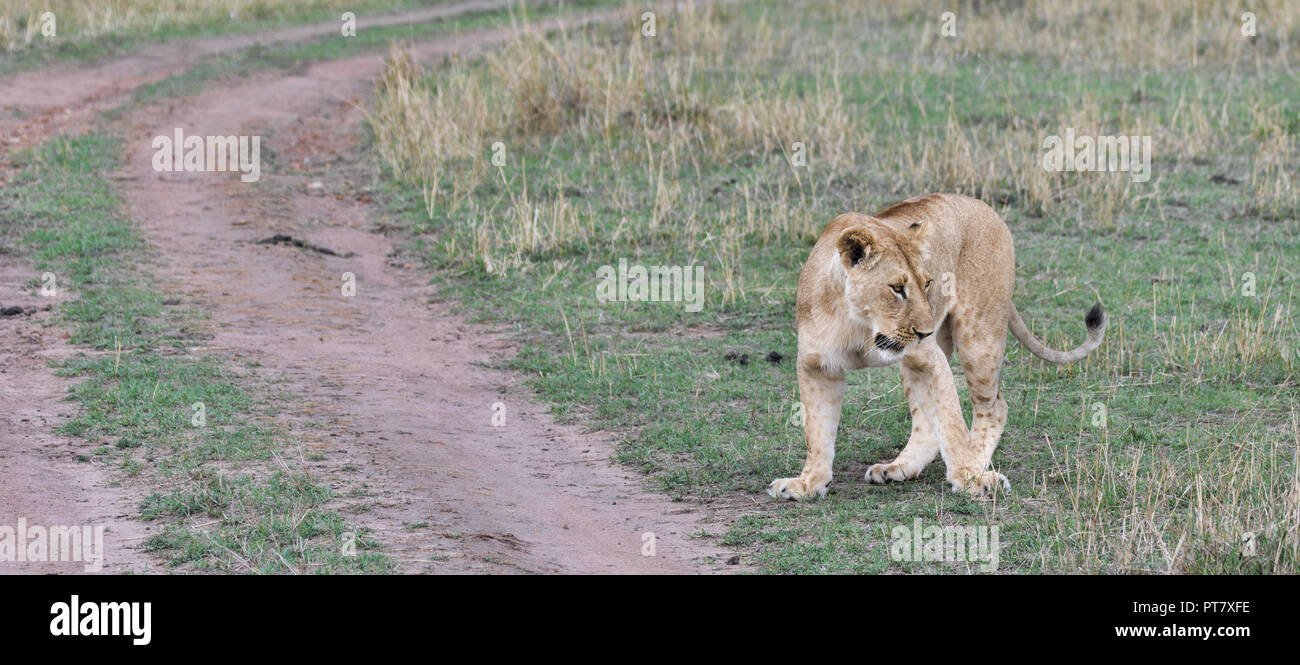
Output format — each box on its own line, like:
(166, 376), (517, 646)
(768, 357), (845, 501)
(865, 359), (942, 484)
(897, 342), (1008, 497)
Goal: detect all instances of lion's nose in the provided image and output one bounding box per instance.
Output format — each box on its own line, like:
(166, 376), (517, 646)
(914, 328), (932, 341)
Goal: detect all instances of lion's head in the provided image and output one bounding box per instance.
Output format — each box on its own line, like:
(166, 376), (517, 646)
(835, 220), (936, 357)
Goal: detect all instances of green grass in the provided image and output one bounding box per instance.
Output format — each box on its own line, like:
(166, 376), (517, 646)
(371, 0), (1300, 573)
(0, 133), (392, 573)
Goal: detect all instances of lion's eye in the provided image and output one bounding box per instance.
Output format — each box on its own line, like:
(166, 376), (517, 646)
(925, 279), (933, 290)
(891, 284), (905, 295)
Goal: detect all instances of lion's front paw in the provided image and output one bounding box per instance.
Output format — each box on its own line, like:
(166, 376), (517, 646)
(766, 476), (829, 501)
(947, 469), (1011, 497)
(865, 461), (918, 484)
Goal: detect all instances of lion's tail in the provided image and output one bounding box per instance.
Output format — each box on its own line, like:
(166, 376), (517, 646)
(1008, 302), (1106, 364)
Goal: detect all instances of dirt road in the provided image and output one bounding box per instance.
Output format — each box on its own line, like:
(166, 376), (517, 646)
(1, 2), (736, 574)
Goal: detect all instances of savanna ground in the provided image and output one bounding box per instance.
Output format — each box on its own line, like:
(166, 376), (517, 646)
(369, 0), (1300, 573)
(1, 0), (1297, 574)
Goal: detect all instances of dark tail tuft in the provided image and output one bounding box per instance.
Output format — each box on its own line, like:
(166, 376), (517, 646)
(1009, 301), (1106, 364)
(1085, 302), (1105, 330)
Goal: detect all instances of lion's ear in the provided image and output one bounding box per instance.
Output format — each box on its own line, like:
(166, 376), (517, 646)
(836, 226), (877, 270)
(905, 220), (933, 260)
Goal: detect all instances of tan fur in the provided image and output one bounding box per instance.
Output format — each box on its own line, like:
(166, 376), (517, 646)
(768, 193), (1106, 499)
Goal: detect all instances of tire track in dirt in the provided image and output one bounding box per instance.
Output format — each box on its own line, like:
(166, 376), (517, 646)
(0, 270), (159, 574)
(116, 12), (739, 573)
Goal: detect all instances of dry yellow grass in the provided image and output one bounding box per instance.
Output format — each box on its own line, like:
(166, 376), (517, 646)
(374, 0), (1297, 258)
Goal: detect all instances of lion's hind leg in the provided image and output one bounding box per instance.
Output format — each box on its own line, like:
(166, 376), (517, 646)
(945, 313), (1011, 496)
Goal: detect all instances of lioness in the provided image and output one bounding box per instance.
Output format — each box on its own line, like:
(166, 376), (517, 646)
(768, 193), (1105, 499)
